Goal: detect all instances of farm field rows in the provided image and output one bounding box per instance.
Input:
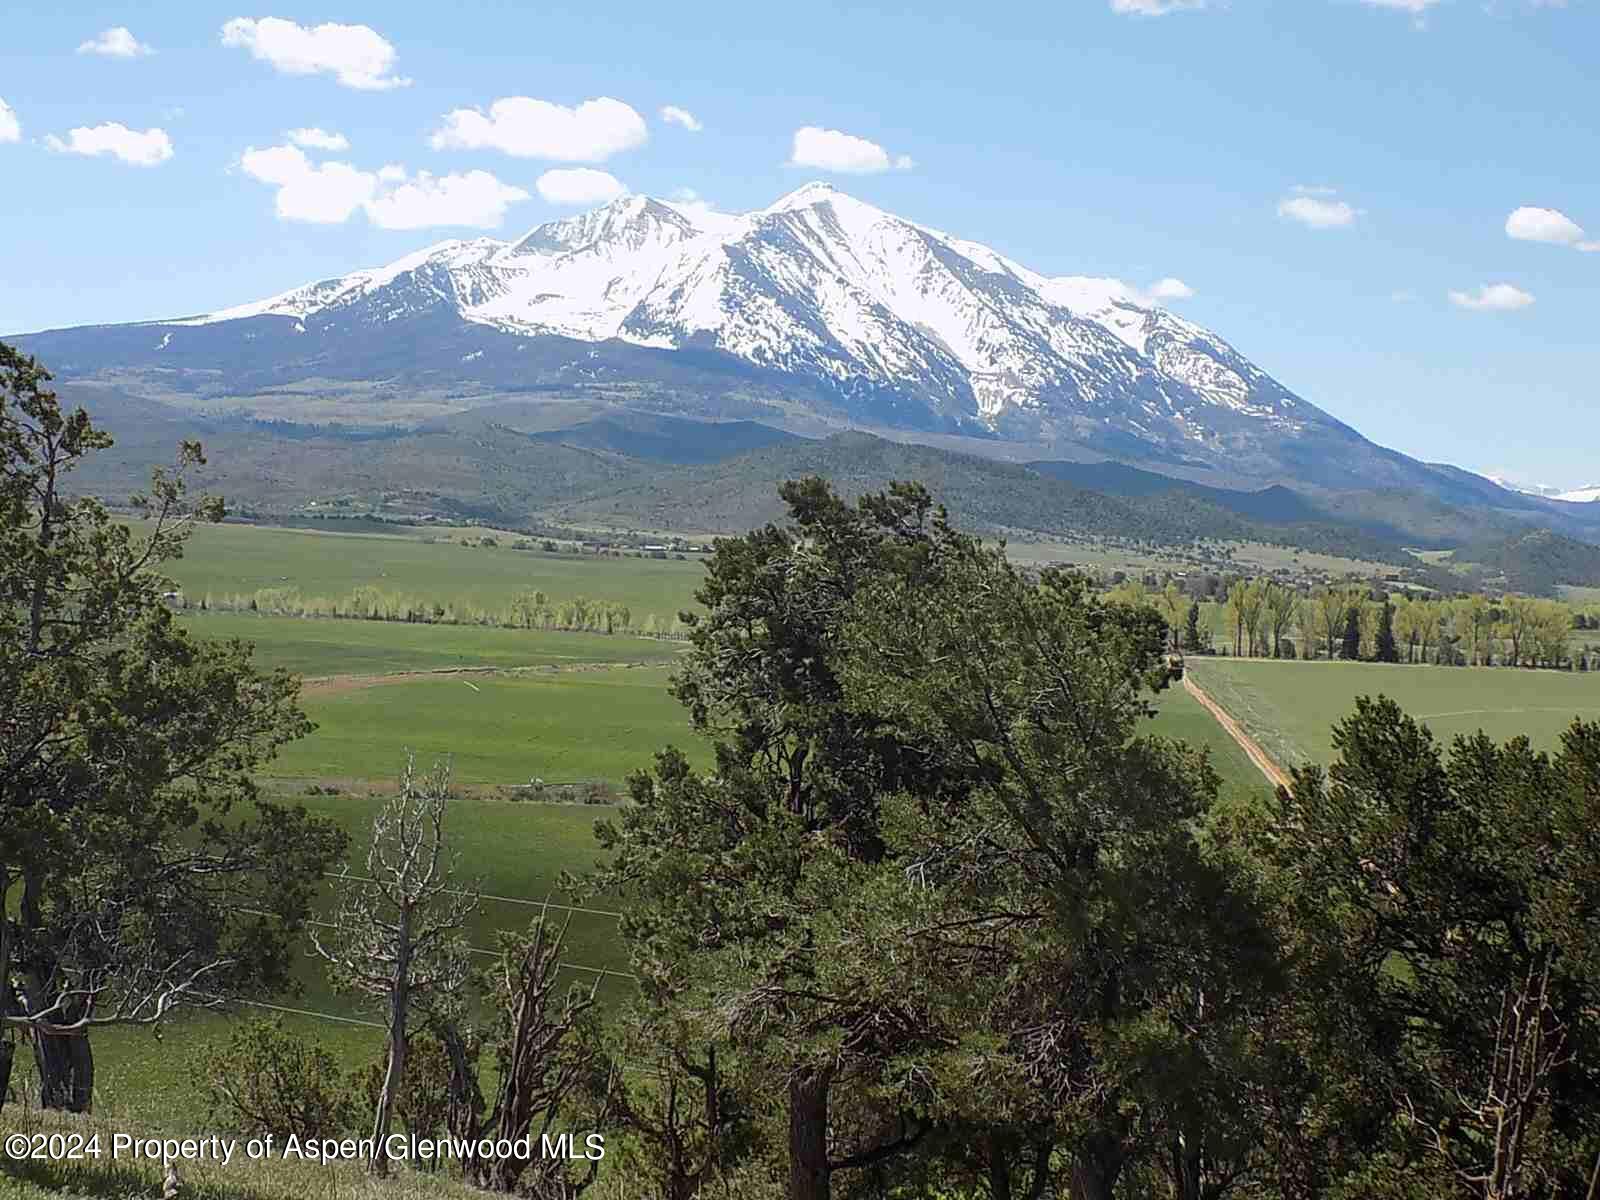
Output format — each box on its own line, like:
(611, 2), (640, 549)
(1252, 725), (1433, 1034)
(1187, 657), (1600, 773)
(179, 610), (685, 676)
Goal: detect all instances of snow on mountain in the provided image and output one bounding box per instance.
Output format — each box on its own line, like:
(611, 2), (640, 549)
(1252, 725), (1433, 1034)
(1555, 485), (1600, 504)
(176, 183), (1319, 444)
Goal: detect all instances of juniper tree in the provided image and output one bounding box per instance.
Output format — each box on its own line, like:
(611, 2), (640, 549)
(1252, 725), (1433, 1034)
(581, 480), (981, 1200)
(841, 536), (1279, 1200)
(1375, 600), (1400, 663)
(585, 480), (1278, 1199)
(1238, 700), (1600, 1196)
(0, 343), (342, 1113)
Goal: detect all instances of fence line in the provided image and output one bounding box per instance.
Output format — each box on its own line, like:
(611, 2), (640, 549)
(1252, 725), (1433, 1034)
(321, 873), (624, 919)
(236, 908), (639, 982)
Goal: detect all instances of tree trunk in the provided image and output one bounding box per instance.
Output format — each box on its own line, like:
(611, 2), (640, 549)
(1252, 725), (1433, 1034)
(988, 1153), (1013, 1200)
(0, 1038), (15, 1116)
(1170, 1139), (1203, 1200)
(788, 1068), (831, 1200)
(1066, 1134), (1123, 1200)
(370, 920), (412, 1178)
(33, 1029), (93, 1112)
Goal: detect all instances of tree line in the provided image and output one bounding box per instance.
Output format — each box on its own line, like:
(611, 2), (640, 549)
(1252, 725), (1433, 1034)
(4, 343), (1599, 1200)
(182, 585), (692, 639)
(1111, 575), (1597, 669)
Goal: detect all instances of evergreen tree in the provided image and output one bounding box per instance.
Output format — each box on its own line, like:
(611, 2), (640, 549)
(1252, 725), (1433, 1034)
(1185, 600), (1202, 652)
(1375, 600), (1400, 663)
(1342, 604), (1363, 660)
(0, 343), (343, 1113)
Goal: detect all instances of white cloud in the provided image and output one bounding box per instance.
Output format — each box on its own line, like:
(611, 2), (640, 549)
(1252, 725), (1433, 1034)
(666, 187), (726, 219)
(239, 144), (375, 222)
(1110, 0), (1206, 14)
(1146, 277), (1196, 301)
(367, 170), (530, 230)
(787, 126), (914, 175)
(660, 105), (702, 132)
(536, 168), (627, 206)
(240, 143), (529, 228)
(1505, 205), (1596, 250)
(0, 98), (19, 144)
(1278, 187), (1361, 229)
(288, 127), (349, 151)
(46, 123), (173, 166)
(1448, 283), (1535, 311)
(220, 17), (409, 91)
(430, 96), (646, 162)
(77, 27), (153, 57)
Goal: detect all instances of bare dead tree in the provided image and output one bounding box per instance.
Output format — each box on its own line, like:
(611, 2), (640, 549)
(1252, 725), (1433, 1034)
(1403, 954), (1573, 1200)
(310, 753), (477, 1176)
(448, 910), (615, 1197)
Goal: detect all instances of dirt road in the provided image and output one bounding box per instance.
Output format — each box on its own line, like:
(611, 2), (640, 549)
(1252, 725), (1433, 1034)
(1183, 672), (1293, 793)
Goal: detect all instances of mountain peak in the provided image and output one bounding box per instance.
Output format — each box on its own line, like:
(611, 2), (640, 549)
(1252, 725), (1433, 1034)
(764, 180), (845, 213)
(504, 193), (697, 259)
(150, 181), (1334, 470)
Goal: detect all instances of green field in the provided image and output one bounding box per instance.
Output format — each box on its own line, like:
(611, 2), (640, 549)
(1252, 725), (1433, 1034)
(148, 520), (707, 615)
(269, 666), (705, 785)
(180, 610), (685, 676)
(1188, 658), (1600, 772)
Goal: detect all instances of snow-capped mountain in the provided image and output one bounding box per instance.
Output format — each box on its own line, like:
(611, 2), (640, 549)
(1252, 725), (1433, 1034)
(167, 184), (1322, 443)
(1490, 476), (1599, 504)
(13, 183), (1479, 492)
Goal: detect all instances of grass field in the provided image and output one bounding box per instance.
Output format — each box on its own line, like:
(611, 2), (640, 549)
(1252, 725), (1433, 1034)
(179, 610), (686, 676)
(1187, 658), (1600, 773)
(146, 520), (708, 616)
(269, 666), (704, 785)
(1147, 681), (1273, 811)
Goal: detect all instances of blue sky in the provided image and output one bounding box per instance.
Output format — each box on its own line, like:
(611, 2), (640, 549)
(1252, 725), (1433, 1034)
(0, 1), (1594, 487)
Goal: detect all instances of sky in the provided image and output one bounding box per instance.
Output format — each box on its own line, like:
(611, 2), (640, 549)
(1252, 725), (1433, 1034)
(0, 1), (1595, 488)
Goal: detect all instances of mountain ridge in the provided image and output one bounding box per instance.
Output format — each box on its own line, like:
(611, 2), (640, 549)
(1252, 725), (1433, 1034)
(9, 185), (1592, 528)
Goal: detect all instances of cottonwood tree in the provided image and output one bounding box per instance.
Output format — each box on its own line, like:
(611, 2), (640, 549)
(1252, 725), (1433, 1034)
(1296, 596), (1322, 660)
(312, 754), (477, 1176)
(0, 343), (342, 1113)
(1266, 582), (1298, 659)
(1317, 587), (1347, 662)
